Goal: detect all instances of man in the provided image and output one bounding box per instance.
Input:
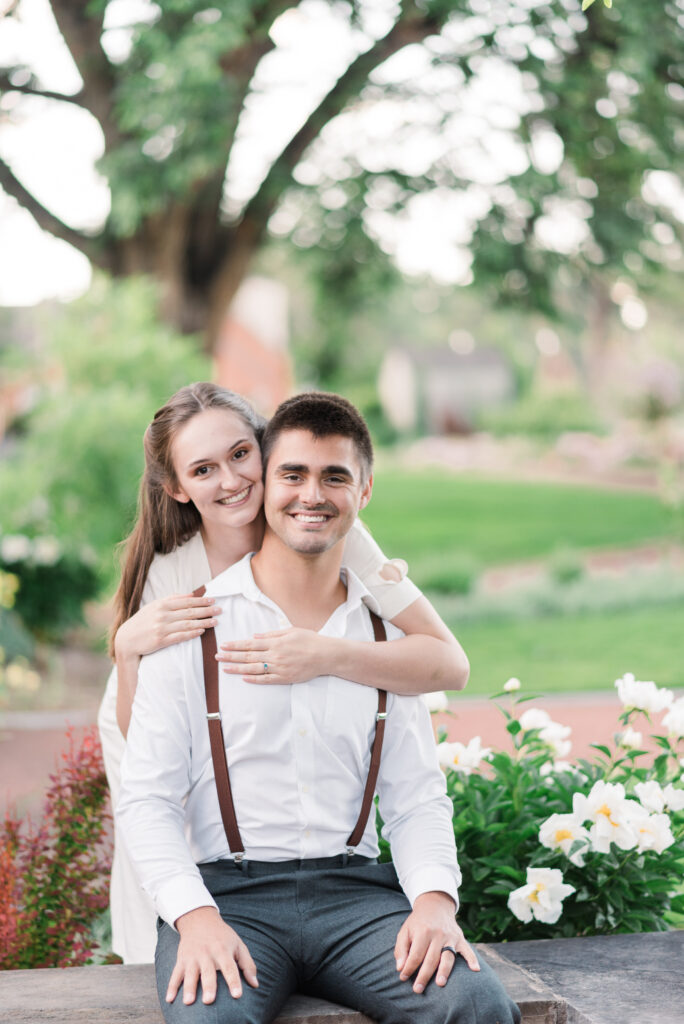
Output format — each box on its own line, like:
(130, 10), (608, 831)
(118, 393), (520, 1024)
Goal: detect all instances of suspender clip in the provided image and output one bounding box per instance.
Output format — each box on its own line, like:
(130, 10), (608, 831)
(207, 711), (222, 721)
(233, 852), (245, 863)
(376, 711), (388, 721)
(346, 845), (356, 857)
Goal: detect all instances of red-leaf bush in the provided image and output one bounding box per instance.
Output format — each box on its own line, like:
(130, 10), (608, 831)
(0, 726), (112, 968)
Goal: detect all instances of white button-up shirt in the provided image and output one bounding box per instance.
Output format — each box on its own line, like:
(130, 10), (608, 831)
(118, 554), (460, 929)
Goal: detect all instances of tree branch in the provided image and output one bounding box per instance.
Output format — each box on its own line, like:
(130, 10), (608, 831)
(48, 0), (120, 149)
(240, 7), (443, 227)
(0, 74), (87, 108)
(0, 155), (109, 268)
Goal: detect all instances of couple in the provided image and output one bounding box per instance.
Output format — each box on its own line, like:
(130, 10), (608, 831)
(100, 384), (520, 1023)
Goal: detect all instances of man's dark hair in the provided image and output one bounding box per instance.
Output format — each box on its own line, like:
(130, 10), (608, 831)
(262, 392), (374, 483)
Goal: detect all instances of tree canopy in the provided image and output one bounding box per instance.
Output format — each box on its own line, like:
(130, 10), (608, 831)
(0, 0), (681, 348)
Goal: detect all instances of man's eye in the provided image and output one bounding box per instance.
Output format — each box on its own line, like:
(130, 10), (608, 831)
(326, 476), (345, 484)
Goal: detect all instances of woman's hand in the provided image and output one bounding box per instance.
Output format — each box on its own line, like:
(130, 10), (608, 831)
(217, 628), (333, 685)
(114, 593), (221, 659)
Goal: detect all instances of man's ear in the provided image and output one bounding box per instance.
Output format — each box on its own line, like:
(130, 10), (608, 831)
(358, 474), (373, 512)
(163, 481), (190, 504)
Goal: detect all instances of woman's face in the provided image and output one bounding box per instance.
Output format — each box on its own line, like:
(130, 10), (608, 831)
(169, 407), (264, 530)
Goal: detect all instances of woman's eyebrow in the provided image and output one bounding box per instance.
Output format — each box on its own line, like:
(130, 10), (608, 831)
(187, 439), (251, 469)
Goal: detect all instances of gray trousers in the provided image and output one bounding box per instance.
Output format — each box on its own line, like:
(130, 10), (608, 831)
(155, 858), (521, 1024)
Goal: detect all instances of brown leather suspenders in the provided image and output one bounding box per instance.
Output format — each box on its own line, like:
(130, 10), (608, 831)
(194, 585), (388, 861)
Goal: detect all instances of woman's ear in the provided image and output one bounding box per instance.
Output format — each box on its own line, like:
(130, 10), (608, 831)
(163, 481), (190, 504)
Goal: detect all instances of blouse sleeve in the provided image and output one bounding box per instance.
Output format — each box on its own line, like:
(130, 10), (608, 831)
(342, 518), (422, 621)
(140, 552), (176, 606)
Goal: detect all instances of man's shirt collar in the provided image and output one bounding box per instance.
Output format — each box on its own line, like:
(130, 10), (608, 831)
(203, 551), (381, 624)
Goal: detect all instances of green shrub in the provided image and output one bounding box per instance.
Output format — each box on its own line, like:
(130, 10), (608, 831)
(418, 554), (480, 596)
(0, 534), (98, 640)
(547, 547), (585, 587)
(0, 726), (112, 968)
(480, 392), (602, 440)
(378, 678), (684, 941)
(0, 275), (210, 592)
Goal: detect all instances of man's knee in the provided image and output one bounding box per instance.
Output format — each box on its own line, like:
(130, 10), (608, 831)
(428, 958), (521, 1024)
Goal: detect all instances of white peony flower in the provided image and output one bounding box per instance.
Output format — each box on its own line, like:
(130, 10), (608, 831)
(625, 803), (675, 854)
(1, 534), (32, 563)
(617, 726), (643, 749)
(31, 536), (61, 566)
(519, 708), (552, 731)
(422, 691), (449, 713)
(573, 781), (637, 853)
(507, 867), (575, 924)
(663, 784), (684, 813)
(662, 698), (684, 739)
(519, 707), (572, 759)
(635, 780), (665, 814)
(539, 813), (590, 866)
(437, 736), (491, 775)
(614, 673), (673, 714)
(503, 677), (521, 692)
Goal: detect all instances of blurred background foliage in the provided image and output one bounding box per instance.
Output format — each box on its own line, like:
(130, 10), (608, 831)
(0, 0), (682, 696)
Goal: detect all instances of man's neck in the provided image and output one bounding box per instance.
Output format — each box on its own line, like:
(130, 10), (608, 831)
(250, 530), (347, 630)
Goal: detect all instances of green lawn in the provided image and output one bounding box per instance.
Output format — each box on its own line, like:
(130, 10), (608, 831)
(364, 470), (680, 573)
(443, 602), (684, 697)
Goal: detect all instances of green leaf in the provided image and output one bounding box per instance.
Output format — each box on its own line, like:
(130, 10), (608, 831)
(582, 0), (596, 9)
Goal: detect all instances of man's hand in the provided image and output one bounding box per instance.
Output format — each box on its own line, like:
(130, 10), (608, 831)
(167, 906), (258, 1006)
(394, 891), (479, 994)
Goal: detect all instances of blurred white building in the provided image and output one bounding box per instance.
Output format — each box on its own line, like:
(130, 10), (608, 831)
(378, 344), (515, 434)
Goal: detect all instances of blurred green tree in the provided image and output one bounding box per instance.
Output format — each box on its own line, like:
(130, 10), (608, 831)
(0, 0), (678, 354)
(0, 277), (210, 587)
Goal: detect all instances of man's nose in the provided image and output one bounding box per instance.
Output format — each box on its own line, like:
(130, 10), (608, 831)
(299, 477), (324, 505)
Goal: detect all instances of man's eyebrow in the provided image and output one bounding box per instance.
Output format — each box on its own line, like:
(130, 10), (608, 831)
(187, 439), (251, 469)
(276, 462), (354, 478)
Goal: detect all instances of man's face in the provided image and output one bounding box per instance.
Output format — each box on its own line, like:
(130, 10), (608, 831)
(263, 429), (372, 556)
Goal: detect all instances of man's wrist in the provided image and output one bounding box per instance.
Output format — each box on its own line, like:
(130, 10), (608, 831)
(176, 905), (221, 933)
(413, 890), (457, 912)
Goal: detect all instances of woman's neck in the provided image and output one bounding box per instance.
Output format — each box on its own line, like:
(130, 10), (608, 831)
(200, 511), (265, 578)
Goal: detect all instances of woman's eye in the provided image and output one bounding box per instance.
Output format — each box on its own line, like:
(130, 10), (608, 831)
(195, 465), (211, 476)
(233, 448), (249, 461)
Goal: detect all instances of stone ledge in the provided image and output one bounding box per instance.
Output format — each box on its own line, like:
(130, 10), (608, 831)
(0, 948), (562, 1024)
(491, 929), (684, 1024)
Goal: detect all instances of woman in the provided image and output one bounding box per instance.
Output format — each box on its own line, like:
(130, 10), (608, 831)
(98, 382), (469, 964)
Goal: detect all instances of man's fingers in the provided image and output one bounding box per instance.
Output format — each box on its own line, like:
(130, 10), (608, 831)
(411, 938), (443, 993)
(180, 962), (200, 1005)
(198, 959), (218, 1005)
(394, 925), (410, 972)
(398, 932), (430, 982)
(236, 941), (259, 988)
(457, 938), (480, 973)
(218, 957), (243, 999)
(166, 961), (185, 1003)
(436, 947), (457, 987)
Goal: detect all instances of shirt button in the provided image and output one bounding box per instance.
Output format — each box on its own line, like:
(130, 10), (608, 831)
(304, 830), (311, 838)
(298, 728), (307, 737)
(301, 784), (309, 793)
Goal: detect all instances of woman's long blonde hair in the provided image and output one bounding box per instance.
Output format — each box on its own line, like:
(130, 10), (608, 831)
(109, 382), (265, 655)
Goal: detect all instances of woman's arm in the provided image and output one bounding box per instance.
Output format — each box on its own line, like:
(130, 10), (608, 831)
(114, 593), (221, 735)
(217, 596), (469, 696)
